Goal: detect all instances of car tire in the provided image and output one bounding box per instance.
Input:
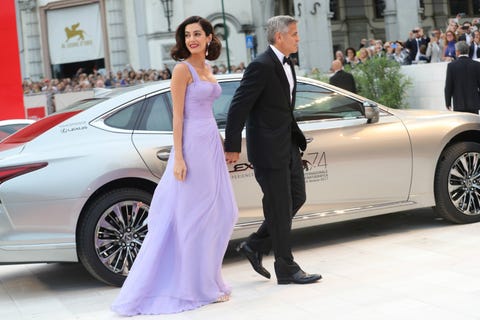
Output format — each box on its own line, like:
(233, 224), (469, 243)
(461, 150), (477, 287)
(77, 188), (152, 286)
(434, 141), (480, 224)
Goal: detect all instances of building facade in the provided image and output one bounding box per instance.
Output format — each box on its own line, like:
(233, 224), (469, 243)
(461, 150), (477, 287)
(15, 0), (472, 79)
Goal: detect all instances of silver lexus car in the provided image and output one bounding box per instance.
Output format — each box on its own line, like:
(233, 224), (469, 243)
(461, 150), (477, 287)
(1, 74), (480, 286)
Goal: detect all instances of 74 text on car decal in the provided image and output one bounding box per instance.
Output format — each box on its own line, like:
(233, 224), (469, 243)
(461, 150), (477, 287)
(302, 152), (328, 183)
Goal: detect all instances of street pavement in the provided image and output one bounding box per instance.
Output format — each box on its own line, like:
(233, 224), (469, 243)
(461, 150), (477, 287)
(2, 208), (480, 319)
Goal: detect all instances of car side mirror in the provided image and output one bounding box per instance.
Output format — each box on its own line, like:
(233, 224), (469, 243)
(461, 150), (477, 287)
(363, 101), (379, 124)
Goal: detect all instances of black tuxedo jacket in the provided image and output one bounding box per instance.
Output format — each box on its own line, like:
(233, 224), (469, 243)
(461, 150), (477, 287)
(444, 56), (480, 113)
(469, 42), (480, 59)
(405, 37), (429, 63)
(329, 70), (357, 93)
(224, 47), (306, 168)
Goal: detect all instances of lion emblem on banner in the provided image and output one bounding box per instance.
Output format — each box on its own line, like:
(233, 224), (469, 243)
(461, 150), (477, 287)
(65, 23), (85, 41)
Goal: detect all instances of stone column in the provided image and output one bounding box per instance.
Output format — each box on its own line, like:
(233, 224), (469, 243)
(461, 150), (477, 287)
(133, 0), (151, 69)
(431, 0), (449, 29)
(105, 0), (129, 72)
(384, 0), (421, 42)
(250, 0), (275, 53)
(294, 0), (333, 73)
(19, 5), (43, 80)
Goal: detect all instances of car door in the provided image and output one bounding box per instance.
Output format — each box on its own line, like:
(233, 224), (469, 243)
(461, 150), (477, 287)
(295, 81), (412, 215)
(213, 80), (264, 224)
(130, 82), (265, 226)
(131, 91), (174, 179)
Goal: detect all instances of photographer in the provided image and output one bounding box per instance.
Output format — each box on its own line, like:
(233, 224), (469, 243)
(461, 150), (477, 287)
(443, 30), (457, 61)
(457, 21), (473, 45)
(391, 41), (409, 65)
(405, 27), (430, 64)
(427, 29), (443, 63)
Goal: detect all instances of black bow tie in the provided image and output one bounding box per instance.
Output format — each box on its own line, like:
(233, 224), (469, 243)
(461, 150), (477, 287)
(283, 56), (291, 65)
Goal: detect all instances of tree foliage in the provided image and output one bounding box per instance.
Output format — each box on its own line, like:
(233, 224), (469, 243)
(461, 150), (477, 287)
(347, 57), (412, 109)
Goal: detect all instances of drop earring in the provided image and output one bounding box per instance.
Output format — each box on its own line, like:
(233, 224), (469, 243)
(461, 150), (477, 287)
(206, 42), (211, 56)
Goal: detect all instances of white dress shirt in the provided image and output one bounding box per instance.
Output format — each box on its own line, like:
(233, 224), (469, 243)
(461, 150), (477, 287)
(466, 33), (473, 45)
(270, 45), (293, 102)
(415, 38), (421, 61)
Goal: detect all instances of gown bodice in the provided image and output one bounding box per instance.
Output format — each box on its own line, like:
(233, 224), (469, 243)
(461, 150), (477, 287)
(182, 61), (221, 120)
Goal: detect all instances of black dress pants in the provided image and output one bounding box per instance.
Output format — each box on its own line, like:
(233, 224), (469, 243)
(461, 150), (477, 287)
(247, 143), (306, 272)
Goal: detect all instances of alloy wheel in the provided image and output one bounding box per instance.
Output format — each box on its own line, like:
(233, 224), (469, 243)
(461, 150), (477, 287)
(94, 200), (149, 275)
(448, 152), (480, 215)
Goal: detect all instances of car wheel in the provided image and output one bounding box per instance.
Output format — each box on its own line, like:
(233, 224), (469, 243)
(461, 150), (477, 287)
(77, 188), (151, 286)
(434, 141), (480, 224)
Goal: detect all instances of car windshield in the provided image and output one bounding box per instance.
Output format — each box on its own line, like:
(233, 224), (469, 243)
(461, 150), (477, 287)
(0, 123), (30, 135)
(62, 98), (108, 112)
(62, 81), (171, 112)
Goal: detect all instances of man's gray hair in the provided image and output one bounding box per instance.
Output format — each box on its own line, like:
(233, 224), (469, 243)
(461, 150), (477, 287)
(266, 15), (297, 45)
(455, 41), (470, 55)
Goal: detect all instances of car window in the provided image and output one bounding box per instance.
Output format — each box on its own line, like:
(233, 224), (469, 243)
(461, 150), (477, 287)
(215, 81), (240, 129)
(294, 83), (363, 121)
(63, 98), (108, 112)
(137, 93), (173, 131)
(104, 100), (145, 130)
(0, 124), (28, 135)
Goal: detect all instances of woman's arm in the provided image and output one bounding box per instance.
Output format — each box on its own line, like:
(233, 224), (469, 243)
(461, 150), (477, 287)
(170, 63), (190, 181)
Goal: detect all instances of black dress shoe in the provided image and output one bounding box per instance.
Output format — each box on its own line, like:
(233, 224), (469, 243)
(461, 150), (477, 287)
(236, 241), (271, 279)
(277, 270), (322, 285)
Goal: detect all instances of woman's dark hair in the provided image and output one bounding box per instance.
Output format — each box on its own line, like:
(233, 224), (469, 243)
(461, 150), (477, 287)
(345, 47), (356, 56)
(171, 16), (222, 61)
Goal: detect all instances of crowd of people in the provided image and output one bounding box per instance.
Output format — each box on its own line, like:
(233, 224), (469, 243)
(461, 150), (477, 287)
(22, 15), (480, 96)
(333, 15), (480, 69)
(21, 62), (245, 95)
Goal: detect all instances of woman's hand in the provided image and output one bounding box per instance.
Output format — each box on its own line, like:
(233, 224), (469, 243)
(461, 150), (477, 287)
(225, 152), (240, 164)
(173, 158), (187, 181)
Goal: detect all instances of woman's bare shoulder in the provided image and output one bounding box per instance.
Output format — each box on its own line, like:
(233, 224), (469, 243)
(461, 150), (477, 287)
(172, 62), (191, 81)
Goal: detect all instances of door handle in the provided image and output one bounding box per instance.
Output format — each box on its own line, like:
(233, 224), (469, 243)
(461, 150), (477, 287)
(306, 137), (314, 144)
(156, 148), (171, 161)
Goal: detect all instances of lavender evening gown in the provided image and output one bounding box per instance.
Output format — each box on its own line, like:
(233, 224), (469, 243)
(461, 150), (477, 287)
(111, 61), (238, 316)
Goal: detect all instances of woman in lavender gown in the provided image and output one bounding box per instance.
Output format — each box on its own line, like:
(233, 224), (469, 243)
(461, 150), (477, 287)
(111, 16), (238, 316)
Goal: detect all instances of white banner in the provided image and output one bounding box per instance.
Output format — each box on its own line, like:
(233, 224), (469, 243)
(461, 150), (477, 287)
(47, 3), (104, 65)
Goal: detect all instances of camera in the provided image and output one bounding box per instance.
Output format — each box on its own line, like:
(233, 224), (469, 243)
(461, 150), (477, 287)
(461, 25), (469, 30)
(412, 29), (419, 33)
(391, 43), (397, 49)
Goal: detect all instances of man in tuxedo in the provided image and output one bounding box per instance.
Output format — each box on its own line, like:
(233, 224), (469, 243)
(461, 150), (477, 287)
(468, 30), (480, 59)
(445, 41), (480, 114)
(405, 27), (430, 64)
(224, 15), (321, 285)
(458, 21), (473, 45)
(329, 60), (357, 93)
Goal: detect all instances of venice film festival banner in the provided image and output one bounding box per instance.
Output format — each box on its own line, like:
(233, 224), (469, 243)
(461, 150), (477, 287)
(47, 3), (104, 64)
